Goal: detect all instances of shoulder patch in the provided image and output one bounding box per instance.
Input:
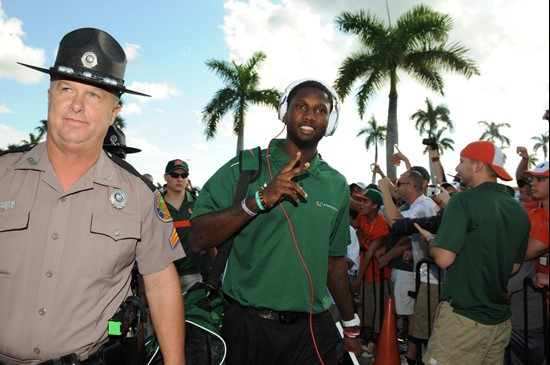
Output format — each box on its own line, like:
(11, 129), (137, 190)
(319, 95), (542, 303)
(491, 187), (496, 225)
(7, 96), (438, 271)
(154, 191), (172, 222)
(168, 227), (180, 251)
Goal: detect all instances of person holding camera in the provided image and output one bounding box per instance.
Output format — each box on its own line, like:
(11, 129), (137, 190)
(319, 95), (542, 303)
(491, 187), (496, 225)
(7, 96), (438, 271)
(378, 170), (439, 364)
(422, 141), (529, 365)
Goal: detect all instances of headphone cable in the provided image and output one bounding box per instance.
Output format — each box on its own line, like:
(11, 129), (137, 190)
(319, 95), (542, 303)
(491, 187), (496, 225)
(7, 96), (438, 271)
(266, 127), (326, 365)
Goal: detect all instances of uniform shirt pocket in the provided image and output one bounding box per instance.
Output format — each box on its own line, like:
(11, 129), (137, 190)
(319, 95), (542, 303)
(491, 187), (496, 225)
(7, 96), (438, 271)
(0, 210), (29, 276)
(85, 214), (141, 278)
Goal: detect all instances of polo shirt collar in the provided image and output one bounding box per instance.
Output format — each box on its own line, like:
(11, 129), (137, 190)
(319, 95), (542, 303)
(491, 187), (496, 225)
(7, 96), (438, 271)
(267, 139), (321, 177)
(475, 181), (506, 192)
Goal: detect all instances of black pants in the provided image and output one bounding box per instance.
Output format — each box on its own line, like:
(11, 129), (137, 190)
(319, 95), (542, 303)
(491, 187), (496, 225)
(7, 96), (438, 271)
(221, 300), (338, 365)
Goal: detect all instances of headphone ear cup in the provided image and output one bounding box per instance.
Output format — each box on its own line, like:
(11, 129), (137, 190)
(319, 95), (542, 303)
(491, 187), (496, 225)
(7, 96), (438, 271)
(278, 93), (287, 121)
(324, 103), (339, 136)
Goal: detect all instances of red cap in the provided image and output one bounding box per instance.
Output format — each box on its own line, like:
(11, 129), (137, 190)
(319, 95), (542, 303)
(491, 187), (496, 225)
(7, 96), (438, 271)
(460, 141), (512, 181)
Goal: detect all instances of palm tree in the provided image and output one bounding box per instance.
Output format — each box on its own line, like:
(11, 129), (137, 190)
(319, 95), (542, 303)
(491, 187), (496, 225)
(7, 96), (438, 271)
(528, 153), (539, 168)
(202, 51), (280, 154)
(478, 121), (511, 148)
(531, 131), (548, 160)
(357, 115), (386, 163)
(35, 119), (48, 139)
(113, 99), (126, 130)
(20, 132), (41, 145)
(357, 115), (386, 183)
(410, 98), (453, 138)
(334, 4), (479, 178)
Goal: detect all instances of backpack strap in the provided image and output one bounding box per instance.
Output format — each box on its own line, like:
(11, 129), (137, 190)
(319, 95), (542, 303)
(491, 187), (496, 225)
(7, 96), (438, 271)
(105, 151), (157, 192)
(206, 147), (262, 290)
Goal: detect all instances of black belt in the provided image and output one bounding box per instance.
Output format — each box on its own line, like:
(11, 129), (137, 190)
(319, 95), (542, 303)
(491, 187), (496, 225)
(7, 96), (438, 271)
(227, 297), (310, 325)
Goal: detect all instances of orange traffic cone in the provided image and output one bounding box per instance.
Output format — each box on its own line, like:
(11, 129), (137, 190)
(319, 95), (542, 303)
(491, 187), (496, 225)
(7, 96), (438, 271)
(373, 297), (400, 365)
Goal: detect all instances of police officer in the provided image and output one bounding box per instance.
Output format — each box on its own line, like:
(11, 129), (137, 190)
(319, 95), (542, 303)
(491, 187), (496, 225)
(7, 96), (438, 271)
(0, 28), (185, 364)
(103, 125), (141, 160)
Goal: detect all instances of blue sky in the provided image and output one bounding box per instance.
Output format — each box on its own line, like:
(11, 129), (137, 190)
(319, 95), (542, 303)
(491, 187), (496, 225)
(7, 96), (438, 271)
(1, 0), (548, 187)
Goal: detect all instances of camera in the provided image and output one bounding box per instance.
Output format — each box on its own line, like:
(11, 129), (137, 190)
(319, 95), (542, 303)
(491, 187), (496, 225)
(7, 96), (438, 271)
(422, 137), (438, 149)
(392, 209), (445, 236)
(427, 185), (440, 197)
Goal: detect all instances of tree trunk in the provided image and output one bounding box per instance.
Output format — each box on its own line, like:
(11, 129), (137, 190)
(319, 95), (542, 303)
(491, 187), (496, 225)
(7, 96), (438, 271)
(236, 124), (244, 155)
(386, 79), (399, 179)
(235, 105), (245, 155)
(371, 144), (379, 184)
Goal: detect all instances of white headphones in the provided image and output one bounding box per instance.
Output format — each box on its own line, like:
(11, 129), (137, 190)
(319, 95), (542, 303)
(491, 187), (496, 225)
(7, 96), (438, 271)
(277, 78), (341, 137)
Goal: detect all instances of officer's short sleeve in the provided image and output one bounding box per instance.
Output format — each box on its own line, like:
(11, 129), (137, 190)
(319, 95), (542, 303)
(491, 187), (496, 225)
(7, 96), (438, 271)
(136, 183), (185, 275)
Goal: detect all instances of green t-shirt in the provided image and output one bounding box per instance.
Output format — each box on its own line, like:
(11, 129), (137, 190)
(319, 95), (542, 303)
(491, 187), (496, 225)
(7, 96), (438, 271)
(434, 182), (530, 324)
(164, 191), (198, 276)
(191, 139), (350, 313)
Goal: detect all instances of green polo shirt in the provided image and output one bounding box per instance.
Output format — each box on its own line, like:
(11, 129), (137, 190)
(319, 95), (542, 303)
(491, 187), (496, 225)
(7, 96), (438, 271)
(434, 182), (529, 324)
(164, 191), (198, 276)
(191, 139), (350, 313)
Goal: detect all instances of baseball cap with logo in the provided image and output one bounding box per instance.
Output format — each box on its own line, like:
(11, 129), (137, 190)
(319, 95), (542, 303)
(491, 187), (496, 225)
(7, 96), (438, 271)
(460, 141), (512, 181)
(525, 161), (549, 177)
(353, 188), (383, 207)
(165, 159), (189, 174)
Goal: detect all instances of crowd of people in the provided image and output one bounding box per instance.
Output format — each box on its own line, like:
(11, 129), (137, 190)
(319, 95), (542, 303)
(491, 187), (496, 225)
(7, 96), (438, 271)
(0, 26), (548, 365)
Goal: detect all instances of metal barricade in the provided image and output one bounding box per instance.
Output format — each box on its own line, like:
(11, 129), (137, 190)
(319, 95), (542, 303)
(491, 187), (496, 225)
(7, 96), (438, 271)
(412, 259), (443, 338)
(502, 276), (548, 365)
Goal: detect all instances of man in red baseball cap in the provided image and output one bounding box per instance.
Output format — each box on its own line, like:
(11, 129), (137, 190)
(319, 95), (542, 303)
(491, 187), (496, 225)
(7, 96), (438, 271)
(524, 161), (549, 280)
(422, 141), (530, 365)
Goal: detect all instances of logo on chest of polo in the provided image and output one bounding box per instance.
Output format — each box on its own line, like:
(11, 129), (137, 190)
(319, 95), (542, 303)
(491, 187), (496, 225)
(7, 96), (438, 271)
(316, 201), (338, 212)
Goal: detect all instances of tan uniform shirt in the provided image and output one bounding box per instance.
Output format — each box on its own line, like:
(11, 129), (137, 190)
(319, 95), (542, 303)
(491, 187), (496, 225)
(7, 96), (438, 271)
(0, 143), (185, 364)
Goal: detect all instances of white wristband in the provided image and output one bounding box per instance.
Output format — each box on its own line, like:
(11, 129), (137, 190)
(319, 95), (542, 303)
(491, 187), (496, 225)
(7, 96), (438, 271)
(342, 313), (360, 327)
(241, 198), (257, 217)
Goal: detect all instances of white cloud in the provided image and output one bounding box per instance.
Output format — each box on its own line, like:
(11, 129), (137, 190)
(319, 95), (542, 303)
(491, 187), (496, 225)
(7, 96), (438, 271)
(0, 124), (27, 149)
(120, 102), (142, 116)
(0, 103), (12, 114)
(123, 43), (140, 62)
(194, 143), (209, 151)
(0, 6), (46, 83)
(126, 81), (182, 102)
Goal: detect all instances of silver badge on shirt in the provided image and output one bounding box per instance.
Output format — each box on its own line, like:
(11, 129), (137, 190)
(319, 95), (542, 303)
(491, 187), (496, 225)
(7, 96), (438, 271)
(0, 201), (15, 211)
(110, 189), (127, 209)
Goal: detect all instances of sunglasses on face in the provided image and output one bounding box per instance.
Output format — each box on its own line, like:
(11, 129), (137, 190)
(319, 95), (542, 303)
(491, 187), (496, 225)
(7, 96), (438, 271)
(169, 172), (189, 179)
(396, 181), (411, 187)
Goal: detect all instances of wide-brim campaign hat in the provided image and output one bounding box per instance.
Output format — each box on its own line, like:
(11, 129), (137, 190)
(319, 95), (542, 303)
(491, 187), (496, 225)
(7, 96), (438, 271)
(103, 126), (141, 154)
(18, 28), (150, 97)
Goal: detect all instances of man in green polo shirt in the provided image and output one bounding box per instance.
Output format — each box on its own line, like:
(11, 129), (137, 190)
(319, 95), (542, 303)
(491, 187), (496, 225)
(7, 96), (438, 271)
(163, 159), (213, 293)
(189, 79), (363, 364)
(422, 141), (530, 365)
